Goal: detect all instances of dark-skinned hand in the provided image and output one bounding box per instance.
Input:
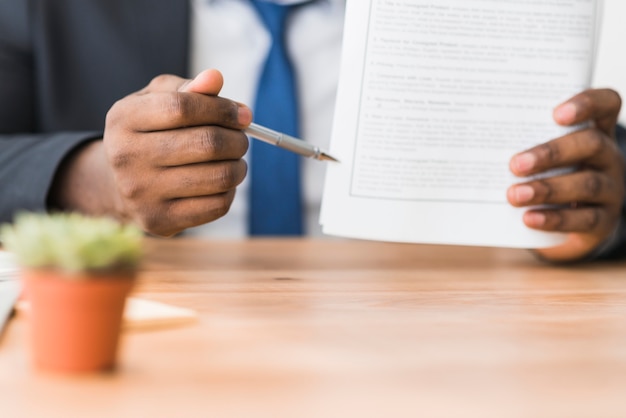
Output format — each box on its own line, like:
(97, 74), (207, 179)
(507, 88), (625, 262)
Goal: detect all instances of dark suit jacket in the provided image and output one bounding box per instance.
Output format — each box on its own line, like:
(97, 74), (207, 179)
(1, 0), (625, 258)
(0, 0), (190, 219)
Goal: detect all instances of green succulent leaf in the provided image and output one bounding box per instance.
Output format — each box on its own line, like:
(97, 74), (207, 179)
(0, 212), (143, 275)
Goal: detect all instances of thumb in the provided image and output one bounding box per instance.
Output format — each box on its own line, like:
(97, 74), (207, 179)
(179, 68), (224, 95)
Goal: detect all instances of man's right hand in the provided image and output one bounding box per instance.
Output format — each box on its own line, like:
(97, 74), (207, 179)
(50, 69), (252, 236)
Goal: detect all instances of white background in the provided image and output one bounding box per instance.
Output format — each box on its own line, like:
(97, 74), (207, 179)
(593, 0), (626, 123)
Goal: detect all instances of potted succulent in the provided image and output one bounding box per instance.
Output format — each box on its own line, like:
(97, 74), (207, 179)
(0, 212), (143, 373)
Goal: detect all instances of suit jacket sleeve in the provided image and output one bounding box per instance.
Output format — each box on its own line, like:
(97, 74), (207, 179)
(0, 0), (188, 224)
(0, 1), (101, 223)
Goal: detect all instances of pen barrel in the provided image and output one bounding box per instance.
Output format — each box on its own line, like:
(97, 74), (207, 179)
(245, 123), (321, 159)
(277, 135), (321, 159)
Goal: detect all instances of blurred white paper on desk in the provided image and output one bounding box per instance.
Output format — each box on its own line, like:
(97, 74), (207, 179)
(321, 0), (602, 248)
(16, 297), (197, 331)
(0, 280), (20, 334)
(123, 297), (197, 330)
(0, 251), (18, 280)
(0, 251), (20, 333)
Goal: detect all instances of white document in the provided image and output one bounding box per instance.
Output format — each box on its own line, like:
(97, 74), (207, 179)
(0, 251), (20, 333)
(0, 251), (18, 280)
(321, 0), (602, 248)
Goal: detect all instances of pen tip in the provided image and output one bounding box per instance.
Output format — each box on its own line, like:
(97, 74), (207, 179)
(320, 152), (340, 162)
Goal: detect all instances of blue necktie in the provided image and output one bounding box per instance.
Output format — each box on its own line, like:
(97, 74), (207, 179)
(248, 0), (303, 236)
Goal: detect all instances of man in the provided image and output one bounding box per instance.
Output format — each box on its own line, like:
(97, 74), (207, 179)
(0, 0), (624, 263)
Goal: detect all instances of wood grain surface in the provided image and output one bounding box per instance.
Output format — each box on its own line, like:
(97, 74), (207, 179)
(2, 238), (626, 418)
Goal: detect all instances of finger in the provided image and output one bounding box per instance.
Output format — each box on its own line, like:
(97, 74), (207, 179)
(164, 191), (237, 234)
(553, 88), (622, 135)
(136, 74), (190, 95)
(138, 126), (249, 166)
(179, 69), (252, 127)
(156, 160), (248, 200)
(507, 169), (617, 207)
(509, 128), (617, 176)
(136, 69), (225, 96)
(139, 190), (237, 237)
(107, 91), (252, 132)
(120, 160), (246, 202)
(180, 68), (224, 96)
(522, 207), (612, 234)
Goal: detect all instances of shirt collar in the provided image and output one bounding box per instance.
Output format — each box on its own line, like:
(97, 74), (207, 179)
(205, 0), (336, 6)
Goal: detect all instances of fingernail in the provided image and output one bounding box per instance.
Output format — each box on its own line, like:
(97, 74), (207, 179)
(512, 152), (536, 174)
(238, 105), (252, 125)
(554, 102), (577, 124)
(513, 185), (535, 204)
(524, 212), (546, 227)
(178, 80), (193, 92)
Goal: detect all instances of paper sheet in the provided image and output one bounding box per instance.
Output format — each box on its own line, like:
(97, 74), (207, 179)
(321, 0), (601, 248)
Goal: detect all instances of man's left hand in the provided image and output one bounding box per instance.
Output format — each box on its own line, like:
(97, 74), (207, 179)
(507, 88), (625, 262)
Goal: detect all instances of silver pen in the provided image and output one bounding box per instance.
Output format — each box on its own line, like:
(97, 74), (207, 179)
(244, 123), (338, 162)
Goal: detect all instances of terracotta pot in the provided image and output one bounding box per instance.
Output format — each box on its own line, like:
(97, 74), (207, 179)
(22, 269), (135, 373)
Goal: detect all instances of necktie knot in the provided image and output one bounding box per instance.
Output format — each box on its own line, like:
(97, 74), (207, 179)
(249, 1), (292, 39)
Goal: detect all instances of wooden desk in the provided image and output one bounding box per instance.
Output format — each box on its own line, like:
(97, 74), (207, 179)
(2, 238), (626, 418)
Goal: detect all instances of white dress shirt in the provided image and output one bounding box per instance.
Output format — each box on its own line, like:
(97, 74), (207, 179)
(186, 0), (345, 238)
